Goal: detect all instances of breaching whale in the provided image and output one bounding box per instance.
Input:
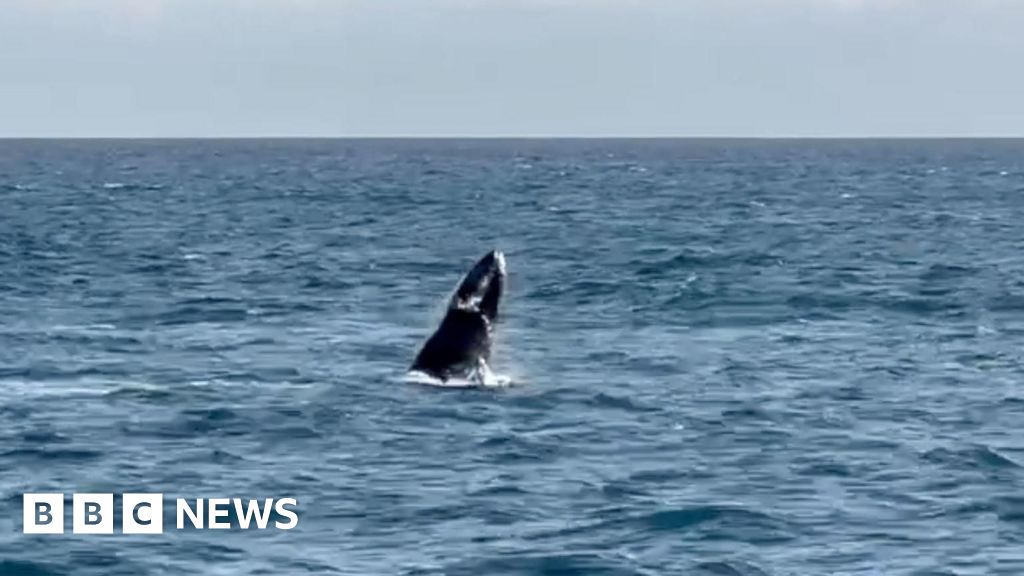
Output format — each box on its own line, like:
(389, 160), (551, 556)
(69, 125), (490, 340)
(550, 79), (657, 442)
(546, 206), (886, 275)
(410, 250), (506, 383)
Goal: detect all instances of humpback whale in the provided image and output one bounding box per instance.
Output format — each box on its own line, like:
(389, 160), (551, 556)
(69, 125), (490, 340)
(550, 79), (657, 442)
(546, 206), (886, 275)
(410, 250), (506, 383)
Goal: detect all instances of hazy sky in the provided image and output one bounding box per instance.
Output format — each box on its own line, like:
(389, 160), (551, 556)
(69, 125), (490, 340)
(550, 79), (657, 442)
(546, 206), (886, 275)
(1, 0), (1022, 137)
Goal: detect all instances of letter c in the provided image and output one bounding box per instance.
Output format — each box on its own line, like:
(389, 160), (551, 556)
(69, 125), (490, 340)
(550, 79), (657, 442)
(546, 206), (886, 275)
(133, 502), (152, 526)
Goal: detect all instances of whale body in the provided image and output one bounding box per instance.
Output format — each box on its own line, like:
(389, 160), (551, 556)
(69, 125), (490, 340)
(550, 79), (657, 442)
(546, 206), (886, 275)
(410, 250), (506, 382)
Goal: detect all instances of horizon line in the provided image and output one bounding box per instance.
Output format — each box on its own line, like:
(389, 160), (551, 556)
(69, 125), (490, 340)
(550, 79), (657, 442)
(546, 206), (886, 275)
(3, 135), (1024, 141)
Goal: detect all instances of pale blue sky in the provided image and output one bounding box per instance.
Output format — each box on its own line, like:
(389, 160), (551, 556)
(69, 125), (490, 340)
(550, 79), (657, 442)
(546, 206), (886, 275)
(1, 0), (1022, 137)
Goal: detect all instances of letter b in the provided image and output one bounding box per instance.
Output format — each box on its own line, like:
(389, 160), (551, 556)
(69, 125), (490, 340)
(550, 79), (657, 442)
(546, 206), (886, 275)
(73, 494), (113, 534)
(85, 502), (102, 525)
(23, 494), (64, 534)
(37, 502), (53, 525)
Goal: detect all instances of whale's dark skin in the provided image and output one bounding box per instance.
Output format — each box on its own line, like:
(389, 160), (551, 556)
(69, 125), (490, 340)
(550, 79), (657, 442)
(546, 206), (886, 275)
(411, 250), (505, 381)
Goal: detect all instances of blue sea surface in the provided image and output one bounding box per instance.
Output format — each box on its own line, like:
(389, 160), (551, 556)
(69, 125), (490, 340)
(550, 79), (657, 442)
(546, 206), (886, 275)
(1, 139), (1023, 575)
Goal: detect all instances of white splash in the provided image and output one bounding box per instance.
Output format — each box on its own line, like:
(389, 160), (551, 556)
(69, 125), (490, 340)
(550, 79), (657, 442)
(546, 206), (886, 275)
(403, 369), (512, 389)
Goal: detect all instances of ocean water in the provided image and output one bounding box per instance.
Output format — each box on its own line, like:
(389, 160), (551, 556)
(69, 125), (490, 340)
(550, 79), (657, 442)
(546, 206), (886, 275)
(1, 139), (1023, 575)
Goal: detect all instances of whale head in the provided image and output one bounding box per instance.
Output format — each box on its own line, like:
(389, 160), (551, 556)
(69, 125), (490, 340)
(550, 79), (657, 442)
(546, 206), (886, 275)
(451, 249), (506, 320)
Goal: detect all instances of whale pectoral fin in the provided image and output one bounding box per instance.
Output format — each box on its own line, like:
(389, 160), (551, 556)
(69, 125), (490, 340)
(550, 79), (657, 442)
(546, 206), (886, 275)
(473, 358), (497, 386)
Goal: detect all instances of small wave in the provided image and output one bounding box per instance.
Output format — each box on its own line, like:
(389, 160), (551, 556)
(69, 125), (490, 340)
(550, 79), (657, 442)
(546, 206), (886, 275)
(587, 392), (659, 413)
(995, 495), (1024, 523)
(302, 275), (356, 290)
(796, 459), (852, 477)
(693, 561), (771, 576)
(476, 434), (562, 464)
(188, 542), (248, 562)
(206, 449), (246, 464)
(586, 350), (630, 363)
(642, 504), (797, 543)
(881, 295), (965, 315)
(156, 306), (250, 326)
(20, 430), (72, 445)
(506, 387), (577, 410)
(919, 263), (977, 281)
(1, 447), (104, 462)
(987, 294), (1024, 312)
(99, 181), (165, 192)
(124, 407), (251, 439)
(466, 483), (530, 497)
(922, 444), (1020, 470)
(721, 405), (776, 421)
(180, 407), (238, 422)
(0, 560), (66, 576)
(637, 248), (718, 276)
(0, 377), (113, 399)
(277, 559), (343, 574)
(445, 552), (640, 576)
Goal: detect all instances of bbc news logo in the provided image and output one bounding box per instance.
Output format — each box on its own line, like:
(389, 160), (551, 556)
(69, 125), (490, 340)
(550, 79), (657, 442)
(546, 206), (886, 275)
(23, 494), (298, 534)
